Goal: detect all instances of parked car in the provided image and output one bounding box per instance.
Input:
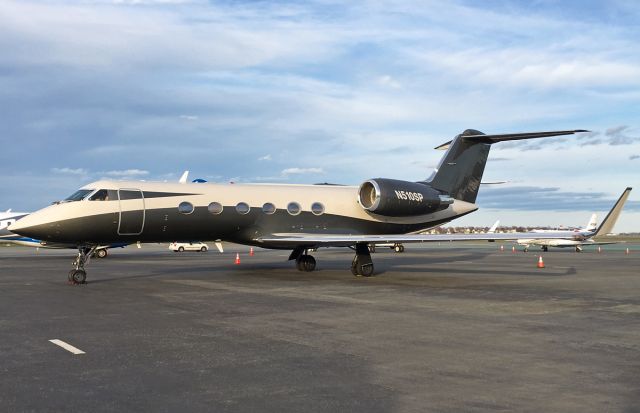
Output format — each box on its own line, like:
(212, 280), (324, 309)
(169, 242), (209, 252)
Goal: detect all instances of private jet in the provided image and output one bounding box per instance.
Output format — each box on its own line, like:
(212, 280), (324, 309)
(11, 128), (595, 284)
(516, 188), (631, 252)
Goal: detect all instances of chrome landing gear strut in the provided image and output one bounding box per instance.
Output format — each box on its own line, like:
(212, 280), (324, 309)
(69, 246), (97, 284)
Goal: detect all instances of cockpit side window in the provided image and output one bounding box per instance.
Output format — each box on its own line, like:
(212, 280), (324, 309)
(89, 189), (110, 201)
(64, 189), (93, 202)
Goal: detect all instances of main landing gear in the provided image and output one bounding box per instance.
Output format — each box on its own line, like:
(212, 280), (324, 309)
(290, 248), (317, 272)
(289, 242), (377, 277)
(68, 246), (97, 285)
(351, 243), (374, 277)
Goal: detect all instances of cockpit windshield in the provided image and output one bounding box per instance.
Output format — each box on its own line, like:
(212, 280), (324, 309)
(89, 189), (110, 201)
(64, 189), (93, 202)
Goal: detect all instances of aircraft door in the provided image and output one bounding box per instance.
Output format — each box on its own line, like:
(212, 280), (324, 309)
(118, 189), (145, 235)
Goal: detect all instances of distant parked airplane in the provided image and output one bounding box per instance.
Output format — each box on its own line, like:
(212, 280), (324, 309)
(515, 188), (631, 252)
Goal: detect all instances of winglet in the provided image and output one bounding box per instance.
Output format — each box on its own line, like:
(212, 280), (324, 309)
(179, 171), (189, 184)
(488, 220), (500, 233)
(592, 188), (632, 237)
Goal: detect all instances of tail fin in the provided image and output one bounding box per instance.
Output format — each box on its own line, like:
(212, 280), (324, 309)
(584, 213), (597, 232)
(488, 219), (500, 233)
(425, 129), (587, 203)
(592, 188), (632, 237)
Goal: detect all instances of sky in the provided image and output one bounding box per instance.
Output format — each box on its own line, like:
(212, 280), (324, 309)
(0, 0), (639, 231)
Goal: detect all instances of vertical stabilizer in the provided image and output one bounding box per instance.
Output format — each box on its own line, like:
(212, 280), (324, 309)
(425, 129), (490, 203)
(592, 188), (632, 236)
(424, 129), (588, 204)
(584, 213), (597, 232)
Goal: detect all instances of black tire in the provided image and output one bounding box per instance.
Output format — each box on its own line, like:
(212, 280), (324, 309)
(360, 264), (374, 277)
(296, 256), (305, 271)
(96, 249), (108, 258)
(71, 270), (86, 284)
(303, 255), (316, 272)
(399, 245), (405, 253)
(368, 245), (376, 253)
(351, 257), (361, 277)
(178, 246), (185, 252)
(68, 270), (75, 282)
(200, 246), (207, 252)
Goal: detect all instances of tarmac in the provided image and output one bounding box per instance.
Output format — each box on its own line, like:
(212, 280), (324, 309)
(1, 243), (639, 412)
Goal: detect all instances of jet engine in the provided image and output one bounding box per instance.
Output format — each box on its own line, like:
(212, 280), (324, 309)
(358, 178), (453, 217)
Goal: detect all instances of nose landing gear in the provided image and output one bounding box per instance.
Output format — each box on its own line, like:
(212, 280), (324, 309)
(68, 246), (97, 285)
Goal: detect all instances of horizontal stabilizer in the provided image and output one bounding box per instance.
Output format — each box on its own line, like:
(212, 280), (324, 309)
(435, 129), (589, 150)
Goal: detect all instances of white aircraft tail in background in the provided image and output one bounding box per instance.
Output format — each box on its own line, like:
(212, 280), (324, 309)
(517, 188), (631, 252)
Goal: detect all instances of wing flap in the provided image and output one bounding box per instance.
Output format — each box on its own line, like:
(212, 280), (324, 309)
(256, 231), (587, 248)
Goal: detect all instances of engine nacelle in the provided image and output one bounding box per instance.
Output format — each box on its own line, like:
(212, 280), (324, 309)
(358, 178), (452, 217)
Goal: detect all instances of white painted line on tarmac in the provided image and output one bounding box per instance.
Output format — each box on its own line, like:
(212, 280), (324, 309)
(49, 339), (86, 355)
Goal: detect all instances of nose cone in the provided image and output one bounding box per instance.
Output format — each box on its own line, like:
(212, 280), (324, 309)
(8, 211), (52, 240)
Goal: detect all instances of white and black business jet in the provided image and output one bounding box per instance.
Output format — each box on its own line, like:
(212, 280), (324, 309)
(516, 188), (632, 252)
(11, 129), (593, 284)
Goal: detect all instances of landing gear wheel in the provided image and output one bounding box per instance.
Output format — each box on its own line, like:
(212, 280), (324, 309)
(68, 270), (75, 282)
(200, 246), (207, 252)
(352, 243), (375, 277)
(71, 270), (86, 284)
(95, 249), (108, 258)
(296, 255), (316, 272)
(360, 264), (374, 277)
(178, 246), (185, 252)
(351, 257), (360, 276)
(394, 244), (405, 253)
(303, 255), (316, 272)
(524, 248), (529, 253)
(542, 246), (548, 252)
(575, 246), (582, 252)
(368, 244), (376, 253)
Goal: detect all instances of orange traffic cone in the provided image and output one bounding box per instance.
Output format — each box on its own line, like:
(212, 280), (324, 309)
(249, 247), (254, 256)
(537, 255), (545, 268)
(625, 248), (630, 255)
(597, 246), (602, 253)
(500, 245), (504, 252)
(512, 246), (516, 253)
(234, 253), (241, 265)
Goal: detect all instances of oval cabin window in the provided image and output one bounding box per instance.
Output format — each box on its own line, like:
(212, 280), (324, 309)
(208, 202), (223, 215)
(262, 202), (276, 215)
(236, 202), (250, 215)
(178, 201), (194, 215)
(287, 202), (301, 216)
(311, 202), (325, 216)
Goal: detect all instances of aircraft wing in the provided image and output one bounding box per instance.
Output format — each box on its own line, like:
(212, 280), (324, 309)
(256, 231), (585, 248)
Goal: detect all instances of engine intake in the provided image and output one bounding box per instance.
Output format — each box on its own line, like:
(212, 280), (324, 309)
(358, 178), (451, 217)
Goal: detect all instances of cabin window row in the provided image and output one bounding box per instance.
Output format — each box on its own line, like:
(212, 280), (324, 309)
(178, 202), (325, 216)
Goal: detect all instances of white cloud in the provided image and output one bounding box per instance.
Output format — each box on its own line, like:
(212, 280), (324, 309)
(281, 167), (324, 175)
(258, 154), (272, 161)
(51, 167), (88, 175)
(105, 169), (149, 177)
